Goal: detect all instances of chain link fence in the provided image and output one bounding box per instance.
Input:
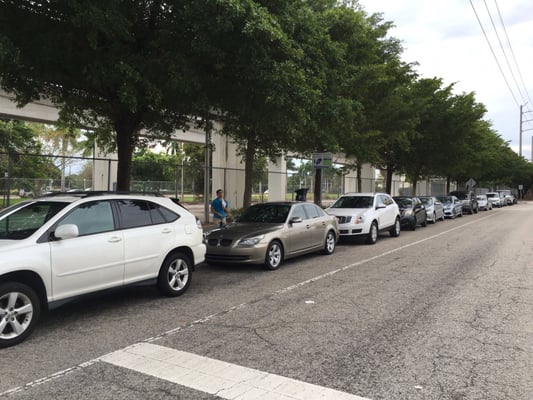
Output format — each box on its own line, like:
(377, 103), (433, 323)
(1, 152), (455, 208)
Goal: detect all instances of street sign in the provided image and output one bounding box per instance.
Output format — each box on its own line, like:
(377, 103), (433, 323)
(466, 178), (476, 188)
(312, 152), (333, 169)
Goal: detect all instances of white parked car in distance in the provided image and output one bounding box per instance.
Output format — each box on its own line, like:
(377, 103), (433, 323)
(325, 192), (400, 245)
(476, 194), (492, 211)
(485, 192), (503, 208)
(0, 192), (206, 348)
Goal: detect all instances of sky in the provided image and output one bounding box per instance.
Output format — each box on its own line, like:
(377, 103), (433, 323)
(357, 0), (533, 160)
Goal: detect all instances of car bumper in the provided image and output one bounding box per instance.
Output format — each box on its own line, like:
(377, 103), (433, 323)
(205, 243), (268, 264)
(336, 221), (370, 237)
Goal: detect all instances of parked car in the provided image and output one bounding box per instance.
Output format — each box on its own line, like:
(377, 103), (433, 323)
(486, 192), (503, 208)
(436, 195), (463, 219)
(0, 192), (206, 348)
(449, 190), (478, 214)
(393, 196), (427, 230)
(419, 196), (445, 223)
(476, 194), (492, 211)
(325, 192), (400, 244)
(495, 189), (516, 205)
(205, 202), (338, 270)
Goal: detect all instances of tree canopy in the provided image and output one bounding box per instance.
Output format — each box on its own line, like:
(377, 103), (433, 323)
(0, 0), (530, 199)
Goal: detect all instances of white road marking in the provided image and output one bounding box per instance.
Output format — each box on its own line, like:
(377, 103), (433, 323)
(101, 342), (370, 400)
(1, 213), (495, 397)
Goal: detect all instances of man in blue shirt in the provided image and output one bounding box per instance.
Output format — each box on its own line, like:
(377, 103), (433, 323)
(210, 189), (229, 226)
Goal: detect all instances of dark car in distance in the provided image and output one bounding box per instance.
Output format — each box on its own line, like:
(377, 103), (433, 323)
(393, 196), (427, 231)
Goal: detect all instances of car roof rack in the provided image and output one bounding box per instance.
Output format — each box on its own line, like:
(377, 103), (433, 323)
(41, 191), (166, 198)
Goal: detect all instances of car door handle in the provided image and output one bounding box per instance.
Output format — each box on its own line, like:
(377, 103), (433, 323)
(108, 236), (122, 243)
(161, 228), (172, 234)
(306, 225), (311, 229)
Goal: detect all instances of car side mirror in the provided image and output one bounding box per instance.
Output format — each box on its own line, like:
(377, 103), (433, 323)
(289, 216), (303, 224)
(54, 224), (79, 240)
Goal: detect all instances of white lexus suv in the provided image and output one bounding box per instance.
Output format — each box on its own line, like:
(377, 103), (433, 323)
(326, 192), (401, 244)
(0, 192), (206, 348)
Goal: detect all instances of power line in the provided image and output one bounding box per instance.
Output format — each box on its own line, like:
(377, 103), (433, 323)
(469, 0), (520, 107)
(483, 0), (528, 105)
(493, 0), (533, 106)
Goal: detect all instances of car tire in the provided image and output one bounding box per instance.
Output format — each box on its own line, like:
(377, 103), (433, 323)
(421, 216), (427, 227)
(410, 220), (417, 231)
(366, 221), (378, 244)
(265, 240), (284, 270)
(0, 282), (41, 348)
(389, 217), (400, 237)
(431, 212), (436, 224)
(157, 251), (192, 297)
(322, 230), (336, 255)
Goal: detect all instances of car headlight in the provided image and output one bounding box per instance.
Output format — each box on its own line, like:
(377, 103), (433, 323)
(355, 211), (367, 223)
(403, 209), (413, 216)
(238, 235), (265, 246)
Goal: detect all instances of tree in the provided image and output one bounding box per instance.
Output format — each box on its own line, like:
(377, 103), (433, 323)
(0, 0), (286, 191)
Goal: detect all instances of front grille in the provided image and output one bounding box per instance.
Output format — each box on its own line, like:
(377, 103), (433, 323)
(207, 238), (234, 247)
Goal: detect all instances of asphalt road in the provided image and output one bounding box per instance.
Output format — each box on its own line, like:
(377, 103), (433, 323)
(1, 202), (532, 399)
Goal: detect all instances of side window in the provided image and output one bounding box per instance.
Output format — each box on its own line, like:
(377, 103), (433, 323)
(147, 202), (179, 224)
(377, 195), (387, 207)
(303, 203), (320, 219)
(117, 200), (152, 229)
(290, 205), (307, 220)
(59, 201), (114, 236)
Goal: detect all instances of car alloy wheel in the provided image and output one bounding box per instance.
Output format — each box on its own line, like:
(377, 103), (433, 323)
(366, 222), (378, 244)
(323, 231), (336, 255)
(265, 240), (283, 270)
(158, 252), (192, 297)
(390, 217), (400, 237)
(0, 283), (41, 348)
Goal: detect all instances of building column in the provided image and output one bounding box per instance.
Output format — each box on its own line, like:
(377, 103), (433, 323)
(267, 155), (287, 201)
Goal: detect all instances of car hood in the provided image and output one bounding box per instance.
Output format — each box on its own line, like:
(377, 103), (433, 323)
(325, 207), (368, 216)
(206, 222), (284, 239)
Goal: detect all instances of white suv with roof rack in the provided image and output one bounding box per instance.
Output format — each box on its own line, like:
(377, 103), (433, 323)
(0, 192), (206, 348)
(325, 192), (401, 244)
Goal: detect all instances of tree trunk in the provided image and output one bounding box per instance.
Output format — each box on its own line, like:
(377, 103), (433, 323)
(411, 178), (418, 196)
(114, 118), (139, 192)
(314, 167), (322, 206)
(385, 165), (394, 195)
(242, 137), (256, 208)
(356, 161), (362, 193)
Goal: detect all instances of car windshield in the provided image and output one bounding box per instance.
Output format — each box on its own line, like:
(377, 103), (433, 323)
(394, 198), (413, 208)
(486, 193), (498, 198)
(420, 197), (432, 205)
(330, 196), (373, 209)
(451, 192), (468, 200)
(237, 204), (291, 223)
(477, 196), (486, 200)
(0, 201), (69, 240)
(437, 196), (452, 204)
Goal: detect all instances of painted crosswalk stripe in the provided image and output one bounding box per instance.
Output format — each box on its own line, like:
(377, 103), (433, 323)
(101, 342), (370, 400)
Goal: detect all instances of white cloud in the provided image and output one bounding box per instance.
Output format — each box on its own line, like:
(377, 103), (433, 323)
(358, 0), (533, 158)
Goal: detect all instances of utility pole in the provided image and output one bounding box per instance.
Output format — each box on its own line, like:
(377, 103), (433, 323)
(519, 104), (533, 159)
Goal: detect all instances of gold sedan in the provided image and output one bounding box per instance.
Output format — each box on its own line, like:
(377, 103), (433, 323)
(205, 202), (338, 270)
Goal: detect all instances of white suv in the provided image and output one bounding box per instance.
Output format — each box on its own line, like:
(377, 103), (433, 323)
(326, 192), (401, 244)
(0, 192), (206, 348)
